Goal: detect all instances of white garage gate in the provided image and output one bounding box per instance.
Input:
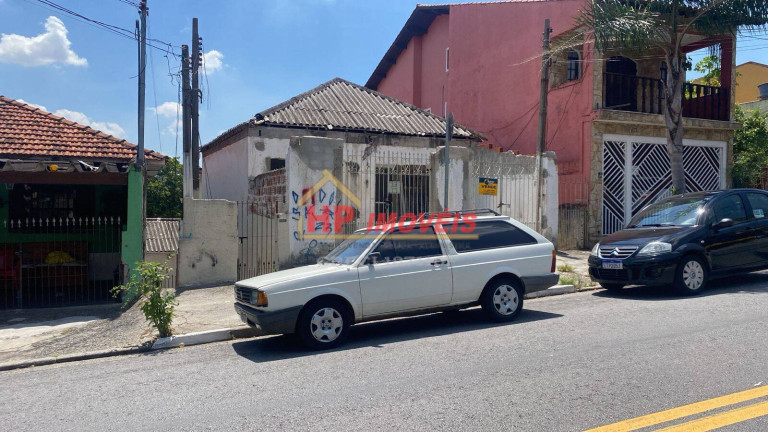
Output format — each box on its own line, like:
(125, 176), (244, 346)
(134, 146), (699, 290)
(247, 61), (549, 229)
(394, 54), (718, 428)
(602, 134), (726, 235)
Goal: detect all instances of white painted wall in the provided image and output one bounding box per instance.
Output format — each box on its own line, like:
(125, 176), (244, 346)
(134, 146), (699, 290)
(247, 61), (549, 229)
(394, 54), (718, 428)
(178, 198), (238, 288)
(202, 140), (249, 201)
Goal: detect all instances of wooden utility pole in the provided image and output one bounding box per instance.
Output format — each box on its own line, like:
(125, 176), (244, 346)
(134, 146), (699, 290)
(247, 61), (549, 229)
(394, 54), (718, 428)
(191, 18), (201, 198)
(535, 19), (552, 233)
(182, 45), (193, 198)
(443, 112), (454, 211)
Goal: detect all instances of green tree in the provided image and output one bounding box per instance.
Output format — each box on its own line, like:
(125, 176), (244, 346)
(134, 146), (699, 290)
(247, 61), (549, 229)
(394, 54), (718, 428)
(732, 106), (768, 188)
(693, 55), (721, 87)
(579, 0), (768, 193)
(147, 157), (182, 218)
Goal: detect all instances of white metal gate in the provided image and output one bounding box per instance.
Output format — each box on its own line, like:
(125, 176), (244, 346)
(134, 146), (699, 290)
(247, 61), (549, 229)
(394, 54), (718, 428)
(602, 135), (726, 235)
(467, 155), (539, 231)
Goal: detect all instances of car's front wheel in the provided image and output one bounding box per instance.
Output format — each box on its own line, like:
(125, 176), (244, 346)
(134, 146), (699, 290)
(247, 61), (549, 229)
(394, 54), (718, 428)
(296, 298), (351, 350)
(674, 255), (708, 296)
(480, 278), (524, 323)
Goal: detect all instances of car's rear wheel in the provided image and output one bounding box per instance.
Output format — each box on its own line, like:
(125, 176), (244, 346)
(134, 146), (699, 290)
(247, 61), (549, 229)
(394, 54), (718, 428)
(674, 255), (708, 296)
(480, 278), (524, 323)
(600, 283), (624, 292)
(296, 298), (351, 350)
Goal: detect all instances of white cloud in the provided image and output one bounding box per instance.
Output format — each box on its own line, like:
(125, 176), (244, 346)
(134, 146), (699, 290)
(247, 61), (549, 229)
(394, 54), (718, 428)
(53, 108), (126, 139)
(150, 101), (182, 135)
(153, 101), (180, 118)
(17, 99), (47, 111)
(202, 50), (223, 74)
(0, 16), (87, 67)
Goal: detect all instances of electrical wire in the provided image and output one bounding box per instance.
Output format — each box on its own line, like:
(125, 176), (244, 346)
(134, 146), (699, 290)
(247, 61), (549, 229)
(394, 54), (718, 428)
(22, 0), (180, 57)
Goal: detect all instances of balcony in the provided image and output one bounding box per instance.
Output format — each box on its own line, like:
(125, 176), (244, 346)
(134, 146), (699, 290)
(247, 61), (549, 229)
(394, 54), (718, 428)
(602, 72), (730, 122)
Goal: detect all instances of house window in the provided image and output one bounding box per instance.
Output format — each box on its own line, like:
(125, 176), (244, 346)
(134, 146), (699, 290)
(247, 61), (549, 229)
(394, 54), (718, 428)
(445, 47), (450, 72)
(566, 50), (581, 81)
(268, 158), (285, 171)
(660, 61), (668, 83)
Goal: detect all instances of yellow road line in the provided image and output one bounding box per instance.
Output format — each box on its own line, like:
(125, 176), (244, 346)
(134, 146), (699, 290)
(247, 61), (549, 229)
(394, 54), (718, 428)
(655, 399), (768, 432)
(584, 385), (768, 432)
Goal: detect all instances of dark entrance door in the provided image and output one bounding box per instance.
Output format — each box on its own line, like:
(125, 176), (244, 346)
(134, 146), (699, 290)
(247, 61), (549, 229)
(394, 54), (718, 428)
(605, 56), (638, 111)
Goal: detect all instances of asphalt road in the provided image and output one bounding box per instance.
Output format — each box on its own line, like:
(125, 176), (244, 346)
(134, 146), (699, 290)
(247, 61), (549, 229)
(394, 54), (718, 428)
(3, 274), (768, 431)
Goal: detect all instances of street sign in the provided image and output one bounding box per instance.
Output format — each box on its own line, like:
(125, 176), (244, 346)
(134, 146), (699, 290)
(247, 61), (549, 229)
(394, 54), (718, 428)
(478, 177), (498, 196)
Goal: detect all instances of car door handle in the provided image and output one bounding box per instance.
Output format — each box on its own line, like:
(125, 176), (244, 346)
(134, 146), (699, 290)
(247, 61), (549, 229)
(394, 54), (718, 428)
(431, 259), (447, 265)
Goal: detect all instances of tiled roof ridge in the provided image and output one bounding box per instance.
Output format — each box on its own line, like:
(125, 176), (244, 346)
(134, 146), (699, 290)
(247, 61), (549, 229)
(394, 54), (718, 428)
(0, 95), (165, 160)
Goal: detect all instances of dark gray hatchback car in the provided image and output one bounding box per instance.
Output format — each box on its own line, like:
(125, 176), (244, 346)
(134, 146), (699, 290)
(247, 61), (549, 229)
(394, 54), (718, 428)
(588, 189), (768, 295)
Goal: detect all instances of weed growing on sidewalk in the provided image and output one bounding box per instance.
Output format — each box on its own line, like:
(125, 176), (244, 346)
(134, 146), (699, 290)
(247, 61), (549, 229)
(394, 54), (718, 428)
(112, 261), (177, 338)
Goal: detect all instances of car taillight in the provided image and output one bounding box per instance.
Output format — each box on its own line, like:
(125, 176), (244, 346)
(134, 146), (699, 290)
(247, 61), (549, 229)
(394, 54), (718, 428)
(551, 249), (556, 273)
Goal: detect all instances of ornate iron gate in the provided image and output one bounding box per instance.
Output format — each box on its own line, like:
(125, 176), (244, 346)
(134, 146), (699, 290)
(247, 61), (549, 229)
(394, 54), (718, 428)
(602, 136), (725, 235)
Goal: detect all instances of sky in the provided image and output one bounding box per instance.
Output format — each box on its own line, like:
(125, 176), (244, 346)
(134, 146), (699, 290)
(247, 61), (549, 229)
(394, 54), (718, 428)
(0, 0), (767, 159)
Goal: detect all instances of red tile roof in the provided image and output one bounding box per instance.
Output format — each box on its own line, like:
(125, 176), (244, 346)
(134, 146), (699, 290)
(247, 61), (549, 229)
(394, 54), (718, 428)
(0, 96), (164, 161)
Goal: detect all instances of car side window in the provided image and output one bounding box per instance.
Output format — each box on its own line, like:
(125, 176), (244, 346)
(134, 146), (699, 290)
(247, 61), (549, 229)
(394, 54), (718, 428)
(447, 220), (537, 253)
(712, 195), (748, 224)
(746, 193), (768, 220)
(373, 227), (442, 262)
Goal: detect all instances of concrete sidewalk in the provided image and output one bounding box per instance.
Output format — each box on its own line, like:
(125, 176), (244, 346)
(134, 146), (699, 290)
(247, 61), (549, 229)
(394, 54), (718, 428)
(0, 284), (246, 367)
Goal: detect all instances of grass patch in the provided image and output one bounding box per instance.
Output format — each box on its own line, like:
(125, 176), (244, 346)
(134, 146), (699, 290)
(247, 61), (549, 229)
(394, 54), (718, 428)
(559, 275), (575, 286)
(557, 263), (575, 273)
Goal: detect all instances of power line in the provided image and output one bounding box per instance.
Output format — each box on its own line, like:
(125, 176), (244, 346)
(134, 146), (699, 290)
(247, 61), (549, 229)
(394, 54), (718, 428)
(22, 0), (180, 57)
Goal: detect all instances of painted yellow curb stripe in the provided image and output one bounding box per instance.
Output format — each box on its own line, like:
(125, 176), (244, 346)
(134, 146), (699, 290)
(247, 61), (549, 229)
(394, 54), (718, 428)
(655, 400), (768, 432)
(584, 385), (768, 432)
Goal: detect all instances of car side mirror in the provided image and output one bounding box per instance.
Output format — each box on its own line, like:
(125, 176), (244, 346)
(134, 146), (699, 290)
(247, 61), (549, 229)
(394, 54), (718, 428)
(712, 218), (734, 231)
(365, 252), (381, 265)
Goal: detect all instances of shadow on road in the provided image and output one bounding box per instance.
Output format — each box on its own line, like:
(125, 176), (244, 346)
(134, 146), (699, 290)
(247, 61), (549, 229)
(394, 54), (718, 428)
(592, 272), (768, 301)
(231, 307), (562, 363)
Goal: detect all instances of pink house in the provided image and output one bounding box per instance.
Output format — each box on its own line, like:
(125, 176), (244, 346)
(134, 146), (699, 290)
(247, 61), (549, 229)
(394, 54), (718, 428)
(367, 1), (739, 244)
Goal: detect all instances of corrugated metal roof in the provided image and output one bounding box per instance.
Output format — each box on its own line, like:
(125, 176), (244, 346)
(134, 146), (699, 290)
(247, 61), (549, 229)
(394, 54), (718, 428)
(253, 78), (484, 140)
(145, 218), (180, 253)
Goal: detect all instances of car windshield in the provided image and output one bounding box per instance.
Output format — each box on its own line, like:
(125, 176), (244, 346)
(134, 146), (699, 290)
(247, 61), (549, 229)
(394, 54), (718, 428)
(628, 196), (709, 228)
(321, 230), (382, 264)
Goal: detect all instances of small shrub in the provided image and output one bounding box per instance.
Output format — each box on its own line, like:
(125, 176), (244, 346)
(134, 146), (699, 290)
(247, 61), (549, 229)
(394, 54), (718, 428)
(112, 261), (177, 338)
(557, 263), (575, 273)
(559, 275), (575, 286)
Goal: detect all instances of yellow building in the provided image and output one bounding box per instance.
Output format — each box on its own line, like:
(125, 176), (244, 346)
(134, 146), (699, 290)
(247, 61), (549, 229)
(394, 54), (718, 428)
(734, 62), (768, 104)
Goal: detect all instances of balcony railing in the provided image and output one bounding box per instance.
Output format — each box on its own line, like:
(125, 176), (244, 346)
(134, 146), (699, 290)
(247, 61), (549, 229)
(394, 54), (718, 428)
(602, 72), (730, 121)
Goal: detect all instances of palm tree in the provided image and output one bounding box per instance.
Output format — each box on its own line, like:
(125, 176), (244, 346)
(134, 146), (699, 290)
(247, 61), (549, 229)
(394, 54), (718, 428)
(579, 0), (768, 193)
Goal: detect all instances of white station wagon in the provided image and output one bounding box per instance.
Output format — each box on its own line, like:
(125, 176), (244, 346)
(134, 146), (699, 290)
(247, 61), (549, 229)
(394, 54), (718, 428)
(234, 211), (558, 349)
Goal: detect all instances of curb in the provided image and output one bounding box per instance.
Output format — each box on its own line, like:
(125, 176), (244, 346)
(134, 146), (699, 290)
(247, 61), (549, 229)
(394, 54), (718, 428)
(0, 345), (151, 372)
(151, 326), (262, 351)
(525, 284), (576, 299)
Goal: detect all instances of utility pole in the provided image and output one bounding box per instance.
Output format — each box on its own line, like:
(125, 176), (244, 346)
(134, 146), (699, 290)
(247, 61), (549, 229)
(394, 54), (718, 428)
(136, 1), (147, 169)
(182, 45), (193, 198)
(535, 19), (552, 234)
(191, 18), (201, 198)
(137, 0), (148, 262)
(443, 112), (454, 211)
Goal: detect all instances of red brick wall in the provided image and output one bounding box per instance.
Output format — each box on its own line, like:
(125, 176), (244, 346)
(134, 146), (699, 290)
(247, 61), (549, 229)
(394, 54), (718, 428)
(249, 168), (286, 217)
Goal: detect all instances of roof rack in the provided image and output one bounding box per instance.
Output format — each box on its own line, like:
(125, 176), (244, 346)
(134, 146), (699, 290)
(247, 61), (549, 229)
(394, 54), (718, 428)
(416, 209), (500, 222)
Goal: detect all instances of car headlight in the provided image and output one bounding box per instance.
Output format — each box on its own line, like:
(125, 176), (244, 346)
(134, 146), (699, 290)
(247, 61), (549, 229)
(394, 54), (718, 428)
(637, 241), (672, 257)
(590, 243), (600, 257)
(251, 290), (269, 307)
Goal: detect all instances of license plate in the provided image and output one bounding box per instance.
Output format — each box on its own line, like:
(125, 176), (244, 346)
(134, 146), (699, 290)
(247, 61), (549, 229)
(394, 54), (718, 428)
(602, 260), (623, 270)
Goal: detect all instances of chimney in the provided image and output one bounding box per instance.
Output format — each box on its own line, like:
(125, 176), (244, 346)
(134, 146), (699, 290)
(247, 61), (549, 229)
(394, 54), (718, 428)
(759, 83), (768, 101)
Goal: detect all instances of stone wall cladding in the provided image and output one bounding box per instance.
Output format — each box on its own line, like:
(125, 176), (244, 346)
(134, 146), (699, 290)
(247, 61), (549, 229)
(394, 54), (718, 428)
(249, 168), (286, 217)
